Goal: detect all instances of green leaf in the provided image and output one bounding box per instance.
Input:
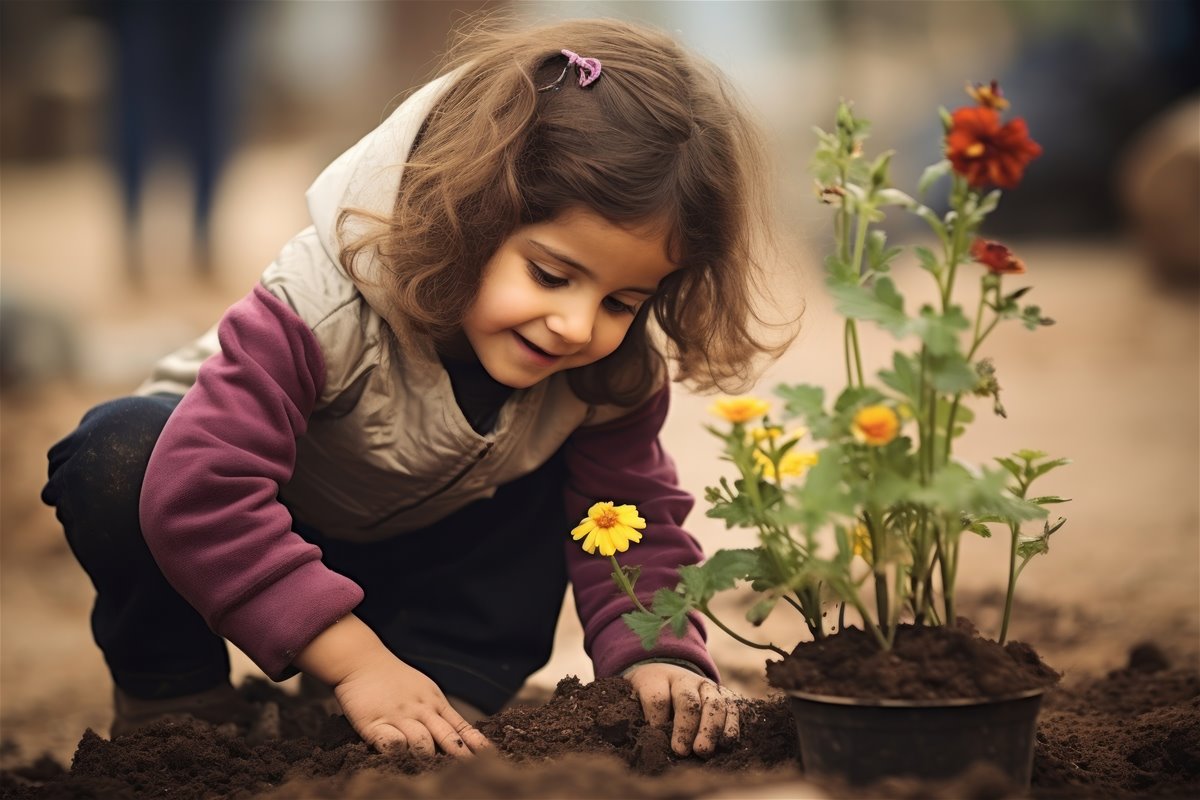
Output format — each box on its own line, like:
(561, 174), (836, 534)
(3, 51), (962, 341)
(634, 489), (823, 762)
(745, 595), (780, 626)
(1016, 537), (1049, 561)
(611, 564), (641, 596)
(918, 159), (952, 198)
(825, 253), (857, 284)
(875, 188), (913, 208)
(786, 444), (857, 530)
(913, 464), (1046, 522)
(912, 305), (970, 356)
(697, 548), (761, 593)
(1032, 458), (1072, 480)
(938, 106), (953, 131)
(834, 385), (888, 413)
(1021, 304), (1056, 330)
(622, 609), (667, 650)
(966, 521), (994, 538)
(878, 351), (922, 403)
(775, 384), (827, 426)
(995, 457), (1022, 480)
(914, 245), (940, 275)
(976, 189), (1002, 218)
(1028, 495), (1070, 505)
(929, 352), (978, 393)
(869, 150), (894, 191)
(826, 276), (909, 337)
(866, 229), (903, 274)
(652, 587), (690, 617)
(705, 492), (760, 529)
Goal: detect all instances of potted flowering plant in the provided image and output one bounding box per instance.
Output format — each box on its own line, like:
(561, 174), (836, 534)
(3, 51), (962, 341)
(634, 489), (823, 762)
(572, 82), (1069, 788)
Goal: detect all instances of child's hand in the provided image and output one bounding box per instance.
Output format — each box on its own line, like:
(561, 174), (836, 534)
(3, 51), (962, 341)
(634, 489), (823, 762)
(624, 662), (740, 758)
(294, 614), (491, 757)
(333, 651), (491, 757)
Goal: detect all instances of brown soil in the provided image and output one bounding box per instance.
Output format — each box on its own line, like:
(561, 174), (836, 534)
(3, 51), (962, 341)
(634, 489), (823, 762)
(766, 620), (1062, 700)
(3, 645), (1197, 800)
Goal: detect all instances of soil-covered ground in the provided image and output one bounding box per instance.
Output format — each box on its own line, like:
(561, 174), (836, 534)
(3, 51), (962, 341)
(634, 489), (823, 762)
(2, 642), (1196, 800)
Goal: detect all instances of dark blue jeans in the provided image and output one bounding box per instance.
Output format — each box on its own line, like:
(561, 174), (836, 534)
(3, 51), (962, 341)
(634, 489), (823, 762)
(42, 395), (570, 713)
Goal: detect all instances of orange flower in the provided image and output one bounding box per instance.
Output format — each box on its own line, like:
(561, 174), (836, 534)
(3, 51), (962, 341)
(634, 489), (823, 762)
(945, 106), (1042, 190)
(851, 405), (899, 446)
(971, 238), (1026, 275)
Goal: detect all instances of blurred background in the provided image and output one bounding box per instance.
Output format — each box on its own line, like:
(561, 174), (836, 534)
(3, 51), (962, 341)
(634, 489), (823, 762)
(2, 0), (1197, 766)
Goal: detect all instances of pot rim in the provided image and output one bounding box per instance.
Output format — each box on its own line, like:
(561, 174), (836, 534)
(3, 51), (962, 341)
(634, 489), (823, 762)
(785, 686), (1047, 708)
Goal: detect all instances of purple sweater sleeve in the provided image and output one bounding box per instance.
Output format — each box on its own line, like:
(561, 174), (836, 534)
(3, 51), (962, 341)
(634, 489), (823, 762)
(140, 284), (364, 679)
(564, 387), (719, 682)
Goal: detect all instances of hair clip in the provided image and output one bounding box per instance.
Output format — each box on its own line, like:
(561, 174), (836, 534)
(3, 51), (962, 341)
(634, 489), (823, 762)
(537, 49), (603, 93)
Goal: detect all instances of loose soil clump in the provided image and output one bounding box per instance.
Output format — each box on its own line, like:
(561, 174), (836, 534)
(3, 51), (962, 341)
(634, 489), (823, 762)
(2, 645), (1197, 799)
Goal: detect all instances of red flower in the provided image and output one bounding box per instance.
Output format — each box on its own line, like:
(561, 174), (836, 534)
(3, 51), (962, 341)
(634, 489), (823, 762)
(971, 238), (1026, 275)
(945, 106), (1042, 189)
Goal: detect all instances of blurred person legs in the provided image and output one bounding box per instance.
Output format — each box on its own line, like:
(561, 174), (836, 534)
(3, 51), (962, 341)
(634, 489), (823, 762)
(42, 395), (570, 733)
(108, 0), (239, 283)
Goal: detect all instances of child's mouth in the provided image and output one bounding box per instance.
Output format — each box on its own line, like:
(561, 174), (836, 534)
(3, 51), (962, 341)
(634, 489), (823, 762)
(514, 333), (559, 363)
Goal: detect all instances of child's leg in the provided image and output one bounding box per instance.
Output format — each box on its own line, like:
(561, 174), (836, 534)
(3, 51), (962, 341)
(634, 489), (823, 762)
(41, 395), (232, 703)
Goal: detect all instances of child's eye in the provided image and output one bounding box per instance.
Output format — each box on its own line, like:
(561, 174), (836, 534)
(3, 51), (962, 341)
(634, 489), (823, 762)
(602, 296), (636, 315)
(528, 262), (567, 288)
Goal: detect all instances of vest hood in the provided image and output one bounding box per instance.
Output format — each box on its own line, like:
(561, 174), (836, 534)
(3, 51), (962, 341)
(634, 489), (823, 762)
(304, 72), (459, 331)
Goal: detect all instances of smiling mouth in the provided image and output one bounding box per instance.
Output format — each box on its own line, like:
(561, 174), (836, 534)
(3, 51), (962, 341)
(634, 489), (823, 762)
(514, 332), (561, 361)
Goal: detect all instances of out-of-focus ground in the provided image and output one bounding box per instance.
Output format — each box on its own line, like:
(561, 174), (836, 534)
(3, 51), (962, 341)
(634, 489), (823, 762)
(2, 0), (1198, 772)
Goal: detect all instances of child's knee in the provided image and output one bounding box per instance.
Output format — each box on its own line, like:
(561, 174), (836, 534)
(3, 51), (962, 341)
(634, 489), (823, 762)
(43, 395), (178, 542)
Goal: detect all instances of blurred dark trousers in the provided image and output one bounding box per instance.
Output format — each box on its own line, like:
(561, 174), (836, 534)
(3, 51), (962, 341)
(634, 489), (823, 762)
(42, 395), (570, 713)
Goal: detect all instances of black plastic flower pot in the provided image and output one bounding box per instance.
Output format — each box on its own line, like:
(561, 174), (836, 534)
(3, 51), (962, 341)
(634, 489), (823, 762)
(786, 688), (1046, 788)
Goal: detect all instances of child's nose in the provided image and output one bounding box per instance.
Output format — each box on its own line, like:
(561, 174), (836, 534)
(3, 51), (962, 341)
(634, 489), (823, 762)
(546, 302), (595, 347)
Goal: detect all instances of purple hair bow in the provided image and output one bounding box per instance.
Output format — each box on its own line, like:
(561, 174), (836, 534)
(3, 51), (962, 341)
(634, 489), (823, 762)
(561, 48), (602, 87)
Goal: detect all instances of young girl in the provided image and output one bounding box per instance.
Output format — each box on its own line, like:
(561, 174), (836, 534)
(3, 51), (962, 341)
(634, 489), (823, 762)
(43, 17), (788, 759)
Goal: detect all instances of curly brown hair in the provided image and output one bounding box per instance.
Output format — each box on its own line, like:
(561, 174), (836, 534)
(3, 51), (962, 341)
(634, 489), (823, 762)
(340, 16), (795, 406)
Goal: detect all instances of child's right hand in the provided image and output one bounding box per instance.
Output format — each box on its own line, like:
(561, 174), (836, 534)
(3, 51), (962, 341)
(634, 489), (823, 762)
(294, 614), (491, 757)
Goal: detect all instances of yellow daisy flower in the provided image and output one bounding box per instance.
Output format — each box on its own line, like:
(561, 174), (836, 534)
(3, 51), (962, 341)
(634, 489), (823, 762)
(754, 449), (819, 480)
(851, 405), (900, 446)
(710, 396), (770, 424)
(571, 501), (646, 556)
(748, 425), (808, 445)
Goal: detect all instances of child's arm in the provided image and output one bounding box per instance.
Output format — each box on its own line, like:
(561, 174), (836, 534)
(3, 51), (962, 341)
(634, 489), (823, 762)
(294, 614), (489, 756)
(141, 285), (361, 677)
(563, 385), (737, 755)
(138, 286), (484, 755)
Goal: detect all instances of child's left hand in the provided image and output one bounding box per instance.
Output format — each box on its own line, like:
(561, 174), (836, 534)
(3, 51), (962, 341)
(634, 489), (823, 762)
(623, 662), (739, 758)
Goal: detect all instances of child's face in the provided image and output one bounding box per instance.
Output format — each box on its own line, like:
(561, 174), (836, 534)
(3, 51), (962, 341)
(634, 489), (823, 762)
(462, 207), (678, 389)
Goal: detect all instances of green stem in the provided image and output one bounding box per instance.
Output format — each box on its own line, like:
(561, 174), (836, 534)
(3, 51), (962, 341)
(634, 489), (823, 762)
(844, 591), (891, 651)
(850, 210), (870, 279)
(943, 395), (961, 466)
(925, 374), (939, 481)
(864, 507), (889, 638)
(940, 184), (971, 311)
(999, 522), (1019, 644)
(609, 555), (650, 614)
(699, 604), (788, 658)
(936, 523), (956, 624)
(942, 519), (960, 624)
(843, 320), (855, 387)
(917, 346), (931, 484)
(848, 320), (865, 387)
